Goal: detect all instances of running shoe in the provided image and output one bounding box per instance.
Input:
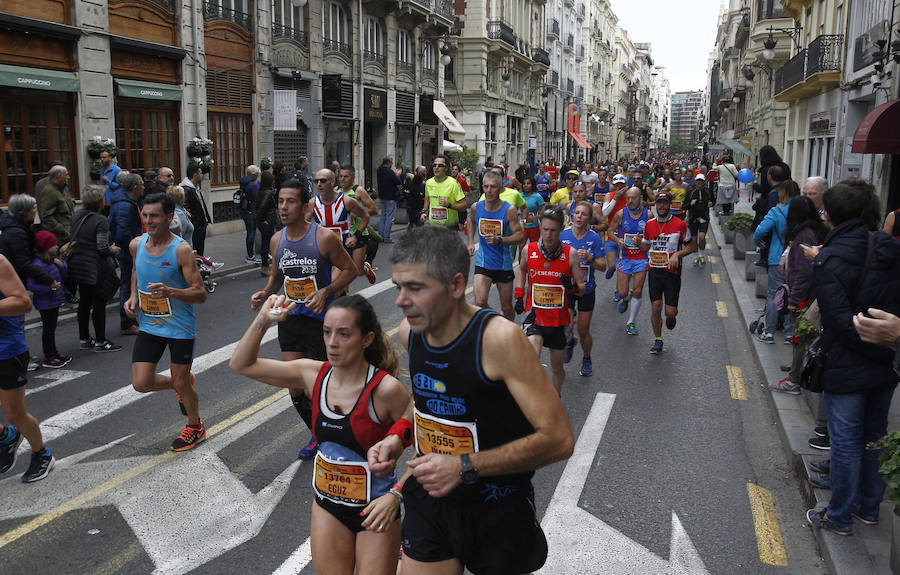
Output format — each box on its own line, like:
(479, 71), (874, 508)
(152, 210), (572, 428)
(41, 356), (67, 369)
(79, 338), (95, 350)
(769, 377), (800, 395)
(806, 508), (851, 536)
(809, 436), (830, 451)
(94, 340), (122, 353)
(813, 426), (827, 438)
(297, 436), (319, 460)
(0, 426), (23, 473)
(808, 459), (830, 475)
(26, 358), (40, 372)
(212, 261), (225, 271)
(55, 354), (73, 366)
(170, 422), (206, 452)
(364, 261), (377, 284)
(245, 256), (256, 265)
(784, 337), (793, 345)
(564, 345), (574, 364)
(699, 256), (707, 267)
(665, 316), (677, 330)
(692, 257), (699, 267)
(618, 291), (631, 314)
(613, 290), (620, 303)
(625, 322), (638, 336)
(605, 268), (615, 280)
(758, 332), (775, 344)
(177, 373), (195, 417)
(579, 358), (592, 377)
(650, 339), (664, 354)
(21, 448), (54, 483)
(252, 255), (262, 263)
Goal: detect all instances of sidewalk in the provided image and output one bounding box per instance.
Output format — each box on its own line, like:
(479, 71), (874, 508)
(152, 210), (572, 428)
(709, 199), (898, 575)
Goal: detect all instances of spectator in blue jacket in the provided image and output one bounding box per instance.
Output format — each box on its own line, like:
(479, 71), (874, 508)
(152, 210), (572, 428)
(754, 179), (799, 344)
(108, 172), (144, 335)
(99, 150), (122, 210)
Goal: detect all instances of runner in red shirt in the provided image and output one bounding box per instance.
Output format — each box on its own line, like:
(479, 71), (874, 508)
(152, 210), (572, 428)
(641, 191), (697, 354)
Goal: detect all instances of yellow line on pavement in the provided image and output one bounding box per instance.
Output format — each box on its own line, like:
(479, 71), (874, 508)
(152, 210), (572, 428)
(727, 365), (747, 400)
(0, 389), (288, 551)
(710, 273), (720, 284)
(716, 301), (728, 317)
(747, 483), (788, 566)
(707, 255), (718, 264)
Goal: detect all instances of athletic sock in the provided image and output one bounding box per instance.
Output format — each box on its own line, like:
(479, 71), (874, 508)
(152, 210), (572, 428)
(628, 297), (642, 324)
(655, 337), (663, 341)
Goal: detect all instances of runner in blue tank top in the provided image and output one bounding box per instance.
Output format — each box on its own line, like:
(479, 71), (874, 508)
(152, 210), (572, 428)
(124, 193), (208, 452)
(0, 255), (55, 483)
(250, 178), (358, 461)
(560, 201), (607, 377)
(466, 171), (523, 320)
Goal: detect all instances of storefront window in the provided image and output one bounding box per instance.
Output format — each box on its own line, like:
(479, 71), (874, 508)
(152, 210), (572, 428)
(396, 125), (415, 171)
(324, 119), (352, 168)
(1, 93), (76, 202)
(115, 101), (180, 177)
(209, 111), (251, 185)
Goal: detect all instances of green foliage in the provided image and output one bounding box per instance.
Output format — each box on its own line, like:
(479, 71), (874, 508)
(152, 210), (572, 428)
(793, 305), (820, 354)
(444, 145), (480, 174)
(725, 212), (754, 231)
(668, 137), (697, 156)
(878, 430), (900, 515)
(259, 156), (273, 171)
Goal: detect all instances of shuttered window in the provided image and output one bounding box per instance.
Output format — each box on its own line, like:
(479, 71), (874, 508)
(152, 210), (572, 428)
(209, 112), (251, 185)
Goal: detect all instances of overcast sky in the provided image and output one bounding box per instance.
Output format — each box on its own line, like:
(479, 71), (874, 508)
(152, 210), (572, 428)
(609, 0), (722, 93)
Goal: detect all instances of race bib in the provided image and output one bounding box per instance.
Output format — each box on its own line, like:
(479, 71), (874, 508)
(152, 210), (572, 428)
(649, 251), (670, 268)
(580, 264), (591, 283)
(414, 409), (479, 456)
(623, 233), (639, 248)
(671, 200), (683, 211)
(479, 217), (503, 237)
(139, 290), (172, 317)
(532, 283), (565, 309)
(284, 276), (317, 303)
(594, 192), (605, 203)
(430, 206), (448, 222)
(313, 452), (370, 507)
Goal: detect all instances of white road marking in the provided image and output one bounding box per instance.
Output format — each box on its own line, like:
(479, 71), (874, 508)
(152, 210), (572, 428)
(539, 392), (710, 574)
(26, 369), (90, 395)
(18, 329), (279, 455)
(272, 538), (313, 575)
(355, 277), (396, 299)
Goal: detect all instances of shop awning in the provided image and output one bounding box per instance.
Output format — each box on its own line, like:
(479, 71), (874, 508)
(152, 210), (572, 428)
(852, 99), (900, 154)
(719, 137), (754, 158)
(442, 140), (463, 152)
(0, 64), (78, 92)
(568, 130), (593, 149)
(115, 79), (183, 101)
(433, 100), (466, 136)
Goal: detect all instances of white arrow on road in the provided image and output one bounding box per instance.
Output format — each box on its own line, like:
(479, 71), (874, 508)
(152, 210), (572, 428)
(26, 368), (90, 396)
(0, 388), (302, 575)
(539, 392), (710, 574)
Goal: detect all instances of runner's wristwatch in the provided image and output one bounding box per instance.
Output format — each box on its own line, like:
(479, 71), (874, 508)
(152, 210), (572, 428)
(460, 453), (478, 485)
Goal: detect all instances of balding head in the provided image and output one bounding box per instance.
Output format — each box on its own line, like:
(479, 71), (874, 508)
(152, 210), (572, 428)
(803, 176), (827, 211)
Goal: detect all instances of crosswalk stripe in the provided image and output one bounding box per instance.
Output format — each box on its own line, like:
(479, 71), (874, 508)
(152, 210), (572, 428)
(710, 273), (720, 284)
(726, 365), (747, 400)
(747, 483), (788, 566)
(272, 538), (312, 575)
(716, 301), (728, 317)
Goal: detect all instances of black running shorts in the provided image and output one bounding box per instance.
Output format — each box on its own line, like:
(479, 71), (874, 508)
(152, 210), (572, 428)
(689, 219), (709, 238)
(132, 331), (195, 365)
(277, 313), (326, 359)
(401, 477), (548, 575)
(567, 290), (597, 312)
(474, 266), (515, 284)
(0, 351), (29, 391)
(648, 268), (682, 306)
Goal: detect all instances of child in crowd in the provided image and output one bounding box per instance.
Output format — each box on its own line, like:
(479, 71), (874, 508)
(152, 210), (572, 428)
(26, 231), (71, 369)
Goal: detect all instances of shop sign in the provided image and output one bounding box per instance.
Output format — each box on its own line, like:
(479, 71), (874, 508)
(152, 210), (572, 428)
(365, 89), (386, 122)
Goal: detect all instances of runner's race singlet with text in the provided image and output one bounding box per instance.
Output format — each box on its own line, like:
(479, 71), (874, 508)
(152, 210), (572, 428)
(644, 216), (690, 274)
(474, 200), (513, 270)
(135, 234), (195, 339)
(408, 308), (535, 503)
(0, 291), (28, 360)
(618, 208), (649, 260)
(276, 223), (333, 321)
(525, 242), (574, 327)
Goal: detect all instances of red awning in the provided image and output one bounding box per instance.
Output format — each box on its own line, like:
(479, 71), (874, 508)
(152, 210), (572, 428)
(852, 99), (900, 154)
(568, 130), (593, 149)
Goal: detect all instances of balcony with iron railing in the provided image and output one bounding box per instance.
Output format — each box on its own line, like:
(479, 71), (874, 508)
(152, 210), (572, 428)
(532, 47), (550, 66)
(806, 34), (843, 77)
(774, 34), (843, 100)
(547, 19), (560, 40)
(487, 20), (517, 47)
(323, 38), (352, 58)
(423, 66), (439, 82)
(363, 50), (386, 67)
(272, 24), (309, 46)
(203, 1), (251, 31)
(773, 48), (805, 97)
(735, 13), (750, 45)
(397, 60), (416, 77)
(408, 0), (453, 20)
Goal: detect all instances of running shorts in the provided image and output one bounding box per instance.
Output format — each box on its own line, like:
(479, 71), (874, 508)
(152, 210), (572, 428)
(314, 495), (399, 534)
(132, 331), (195, 365)
(524, 227), (540, 242)
(0, 351), (29, 391)
(567, 290), (597, 312)
(401, 476), (548, 575)
(648, 268), (682, 306)
(618, 258), (649, 275)
(278, 314), (327, 359)
(604, 239), (619, 256)
(474, 265), (515, 284)
(689, 219), (709, 238)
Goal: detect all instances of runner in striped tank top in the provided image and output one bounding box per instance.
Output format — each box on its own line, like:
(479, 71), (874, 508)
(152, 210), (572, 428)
(311, 169), (369, 255)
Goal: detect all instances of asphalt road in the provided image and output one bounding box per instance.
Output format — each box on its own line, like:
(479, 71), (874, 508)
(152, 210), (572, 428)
(0, 232), (828, 574)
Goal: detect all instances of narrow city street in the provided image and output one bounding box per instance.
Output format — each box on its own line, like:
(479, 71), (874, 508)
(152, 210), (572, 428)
(0, 233), (827, 574)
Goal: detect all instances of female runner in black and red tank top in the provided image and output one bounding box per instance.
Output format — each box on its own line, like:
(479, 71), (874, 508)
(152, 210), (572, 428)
(231, 293), (412, 575)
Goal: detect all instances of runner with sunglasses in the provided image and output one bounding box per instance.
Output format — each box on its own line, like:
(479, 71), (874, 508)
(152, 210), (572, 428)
(423, 156), (467, 230)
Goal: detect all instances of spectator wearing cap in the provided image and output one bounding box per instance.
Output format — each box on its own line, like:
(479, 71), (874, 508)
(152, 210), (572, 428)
(26, 231), (69, 368)
(601, 174), (631, 277)
(550, 170), (581, 205)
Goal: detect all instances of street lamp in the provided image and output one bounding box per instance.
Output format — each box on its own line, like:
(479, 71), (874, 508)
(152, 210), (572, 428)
(762, 24), (803, 60)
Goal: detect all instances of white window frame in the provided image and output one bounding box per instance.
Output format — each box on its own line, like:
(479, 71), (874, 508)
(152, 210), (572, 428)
(272, 0), (303, 30)
(324, 2), (348, 44)
(423, 41), (436, 71)
(397, 30), (411, 63)
(365, 17), (383, 55)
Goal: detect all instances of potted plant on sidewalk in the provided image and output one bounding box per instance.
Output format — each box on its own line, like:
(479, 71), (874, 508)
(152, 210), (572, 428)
(726, 213), (754, 258)
(878, 431), (900, 574)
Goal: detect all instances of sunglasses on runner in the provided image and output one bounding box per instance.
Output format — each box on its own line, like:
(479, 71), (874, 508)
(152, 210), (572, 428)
(313, 178), (329, 183)
(433, 163), (447, 168)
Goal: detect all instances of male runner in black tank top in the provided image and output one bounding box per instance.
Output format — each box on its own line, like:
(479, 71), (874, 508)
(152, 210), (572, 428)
(367, 225), (574, 575)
